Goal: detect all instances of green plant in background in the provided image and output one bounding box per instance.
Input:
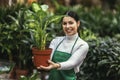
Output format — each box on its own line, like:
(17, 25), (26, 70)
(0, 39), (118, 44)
(77, 37), (120, 80)
(114, 34), (120, 41)
(60, 5), (120, 37)
(80, 28), (97, 41)
(52, 0), (70, 15)
(8, 7), (32, 69)
(0, 23), (17, 62)
(25, 2), (63, 50)
(0, 4), (30, 63)
(0, 4), (27, 24)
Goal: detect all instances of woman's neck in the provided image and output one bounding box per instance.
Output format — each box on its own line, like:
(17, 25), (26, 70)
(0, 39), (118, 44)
(65, 33), (78, 40)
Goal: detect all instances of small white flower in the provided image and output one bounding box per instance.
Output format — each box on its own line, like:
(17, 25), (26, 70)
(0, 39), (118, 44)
(41, 5), (49, 11)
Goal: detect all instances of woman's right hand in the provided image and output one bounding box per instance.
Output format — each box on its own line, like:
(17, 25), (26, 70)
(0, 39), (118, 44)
(37, 60), (61, 70)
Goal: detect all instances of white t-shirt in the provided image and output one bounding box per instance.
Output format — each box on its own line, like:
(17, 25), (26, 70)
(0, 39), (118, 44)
(49, 33), (89, 73)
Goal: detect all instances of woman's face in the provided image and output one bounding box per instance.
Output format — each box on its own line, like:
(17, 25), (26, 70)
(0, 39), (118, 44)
(62, 16), (80, 36)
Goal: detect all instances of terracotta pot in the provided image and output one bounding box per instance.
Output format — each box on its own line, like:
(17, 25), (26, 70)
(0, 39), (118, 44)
(9, 66), (16, 79)
(32, 47), (52, 67)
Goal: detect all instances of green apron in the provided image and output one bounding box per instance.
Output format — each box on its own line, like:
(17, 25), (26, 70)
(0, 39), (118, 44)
(49, 37), (78, 80)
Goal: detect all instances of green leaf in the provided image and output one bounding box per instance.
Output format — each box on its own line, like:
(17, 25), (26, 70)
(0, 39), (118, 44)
(31, 2), (41, 12)
(98, 59), (109, 66)
(20, 76), (28, 80)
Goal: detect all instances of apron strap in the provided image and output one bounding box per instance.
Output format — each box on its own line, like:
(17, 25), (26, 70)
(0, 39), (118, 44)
(55, 37), (65, 50)
(70, 37), (79, 54)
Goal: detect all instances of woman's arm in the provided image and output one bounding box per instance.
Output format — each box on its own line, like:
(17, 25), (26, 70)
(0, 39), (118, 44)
(58, 43), (89, 70)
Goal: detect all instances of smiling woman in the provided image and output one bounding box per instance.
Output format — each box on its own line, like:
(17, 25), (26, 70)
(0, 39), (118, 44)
(37, 11), (89, 80)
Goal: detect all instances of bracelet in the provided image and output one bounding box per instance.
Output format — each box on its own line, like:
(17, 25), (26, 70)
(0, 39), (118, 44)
(56, 63), (61, 69)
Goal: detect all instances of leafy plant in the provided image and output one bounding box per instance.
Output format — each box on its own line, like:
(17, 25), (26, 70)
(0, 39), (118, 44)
(25, 2), (63, 50)
(0, 23), (17, 62)
(77, 6), (120, 37)
(8, 7), (32, 69)
(77, 37), (120, 80)
(80, 28), (97, 41)
(0, 4), (30, 63)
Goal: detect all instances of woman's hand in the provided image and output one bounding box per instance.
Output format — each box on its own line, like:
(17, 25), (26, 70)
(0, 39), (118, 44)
(37, 60), (61, 70)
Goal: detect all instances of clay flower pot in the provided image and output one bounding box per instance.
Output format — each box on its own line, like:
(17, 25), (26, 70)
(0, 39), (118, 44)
(32, 47), (52, 67)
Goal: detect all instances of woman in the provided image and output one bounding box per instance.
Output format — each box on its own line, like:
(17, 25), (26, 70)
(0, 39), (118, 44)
(38, 11), (89, 80)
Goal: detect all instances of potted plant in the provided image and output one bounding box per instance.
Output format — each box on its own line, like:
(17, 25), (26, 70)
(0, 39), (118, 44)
(25, 2), (63, 67)
(8, 7), (32, 79)
(15, 41), (32, 79)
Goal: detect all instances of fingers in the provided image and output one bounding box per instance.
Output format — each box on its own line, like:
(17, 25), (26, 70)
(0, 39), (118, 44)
(41, 65), (51, 70)
(37, 60), (58, 71)
(48, 60), (54, 64)
(37, 60), (54, 70)
(37, 65), (52, 70)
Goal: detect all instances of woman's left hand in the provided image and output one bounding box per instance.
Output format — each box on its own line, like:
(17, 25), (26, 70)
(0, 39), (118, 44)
(37, 60), (61, 70)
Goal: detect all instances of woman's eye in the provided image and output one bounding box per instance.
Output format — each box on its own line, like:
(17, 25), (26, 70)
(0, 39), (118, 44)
(62, 22), (66, 25)
(62, 21), (74, 25)
(69, 21), (73, 24)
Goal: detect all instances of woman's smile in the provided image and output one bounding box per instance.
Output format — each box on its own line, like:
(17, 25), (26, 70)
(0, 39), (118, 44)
(66, 28), (73, 33)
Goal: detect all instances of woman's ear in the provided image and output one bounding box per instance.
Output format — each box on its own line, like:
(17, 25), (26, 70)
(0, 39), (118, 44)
(77, 21), (80, 27)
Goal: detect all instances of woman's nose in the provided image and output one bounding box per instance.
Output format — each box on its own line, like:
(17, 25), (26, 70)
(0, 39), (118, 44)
(66, 24), (70, 28)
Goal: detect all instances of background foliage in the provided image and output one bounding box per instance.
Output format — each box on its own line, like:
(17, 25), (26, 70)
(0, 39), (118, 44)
(78, 37), (120, 80)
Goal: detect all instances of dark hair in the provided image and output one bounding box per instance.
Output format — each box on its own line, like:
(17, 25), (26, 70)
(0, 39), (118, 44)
(63, 11), (79, 22)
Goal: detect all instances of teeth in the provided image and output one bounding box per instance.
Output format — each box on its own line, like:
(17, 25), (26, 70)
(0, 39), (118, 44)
(67, 29), (72, 31)
(66, 29), (70, 31)
(67, 30), (71, 31)
(66, 30), (71, 33)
